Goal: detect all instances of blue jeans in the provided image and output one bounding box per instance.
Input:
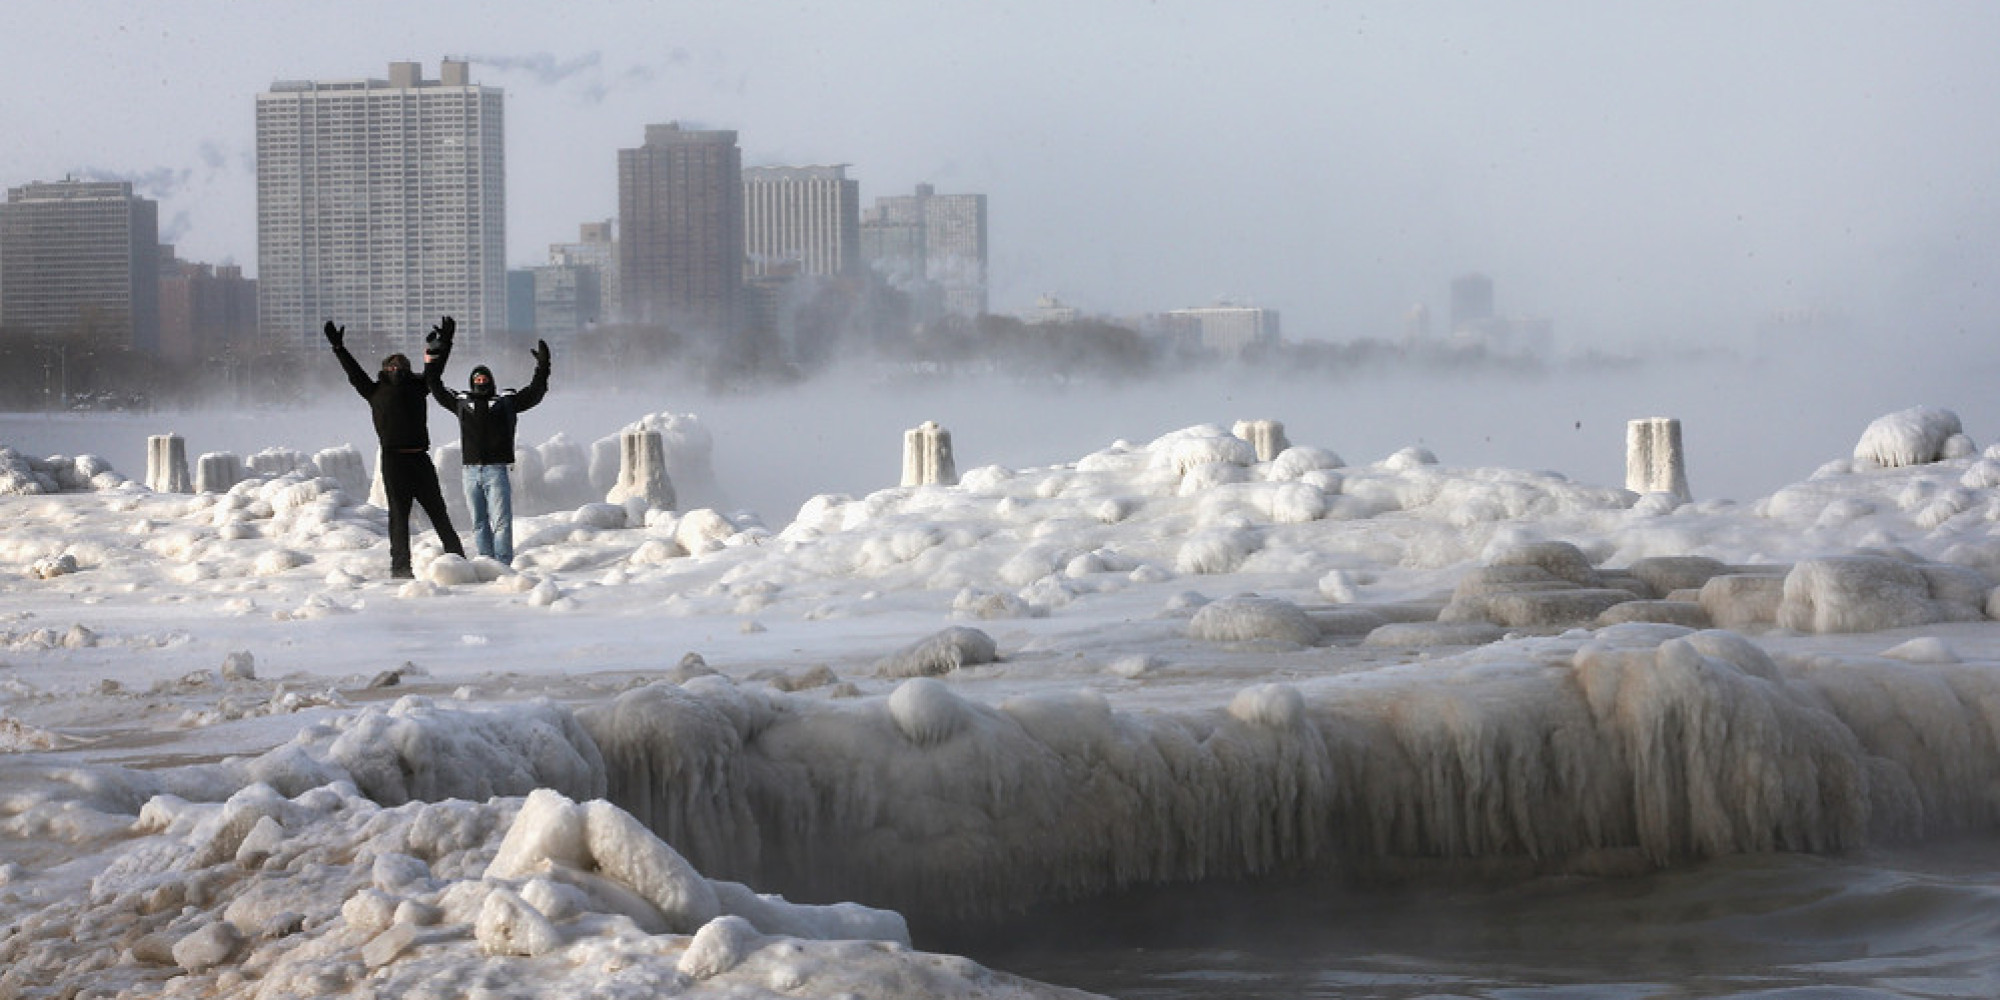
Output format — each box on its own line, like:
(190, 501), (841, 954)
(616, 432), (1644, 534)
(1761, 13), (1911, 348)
(462, 464), (514, 563)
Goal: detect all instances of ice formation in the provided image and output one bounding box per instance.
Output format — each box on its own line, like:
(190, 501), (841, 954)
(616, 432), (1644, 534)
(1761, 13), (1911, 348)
(1624, 416), (1690, 502)
(875, 626), (999, 678)
(606, 428), (677, 511)
(145, 433), (192, 494)
(0, 770), (1071, 997)
(8, 405), (2000, 996)
(1852, 405), (1973, 468)
(194, 451), (243, 494)
(1231, 418), (1290, 463)
(901, 420), (958, 487)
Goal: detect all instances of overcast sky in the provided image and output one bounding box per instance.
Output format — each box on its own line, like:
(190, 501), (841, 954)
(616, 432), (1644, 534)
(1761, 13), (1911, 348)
(5, 1), (1998, 351)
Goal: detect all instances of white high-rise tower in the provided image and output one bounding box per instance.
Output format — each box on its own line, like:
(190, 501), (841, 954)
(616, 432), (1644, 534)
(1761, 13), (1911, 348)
(256, 60), (504, 352)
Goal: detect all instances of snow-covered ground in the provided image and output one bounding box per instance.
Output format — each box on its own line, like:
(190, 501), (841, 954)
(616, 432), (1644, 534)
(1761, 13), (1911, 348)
(6, 401), (2000, 997)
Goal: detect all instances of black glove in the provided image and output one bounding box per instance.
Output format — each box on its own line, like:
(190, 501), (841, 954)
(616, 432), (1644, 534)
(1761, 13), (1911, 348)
(531, 339), (551, 369)
(323, 321), (344, 349)
(426, 315), (455, 349)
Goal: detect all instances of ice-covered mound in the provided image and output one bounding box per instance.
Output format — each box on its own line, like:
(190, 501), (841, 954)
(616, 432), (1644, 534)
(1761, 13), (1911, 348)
(1851, 405), (1975, 469)
(756, 424), (1642, 622)
(0, 445), (128, 495)
(0, 777), (1078, 999)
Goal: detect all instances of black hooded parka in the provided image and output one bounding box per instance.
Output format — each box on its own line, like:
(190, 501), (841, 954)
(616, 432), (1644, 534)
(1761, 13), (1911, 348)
(427, 346), (551, 465)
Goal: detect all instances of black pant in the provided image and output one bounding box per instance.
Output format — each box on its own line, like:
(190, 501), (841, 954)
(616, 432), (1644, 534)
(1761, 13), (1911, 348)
(381, 450), (465, 575)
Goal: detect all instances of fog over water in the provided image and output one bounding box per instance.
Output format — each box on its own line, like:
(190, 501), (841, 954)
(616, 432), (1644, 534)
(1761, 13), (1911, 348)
(7, 340), (1997, 524)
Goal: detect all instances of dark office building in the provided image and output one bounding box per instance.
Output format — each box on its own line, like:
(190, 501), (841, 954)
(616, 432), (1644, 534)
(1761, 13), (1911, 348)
(617, 123), (743, 339)
(0, 179), (161, 353)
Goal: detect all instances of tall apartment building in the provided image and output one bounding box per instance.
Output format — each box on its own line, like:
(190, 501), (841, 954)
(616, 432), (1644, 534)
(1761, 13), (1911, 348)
(0, 180), (160, 353)
(860, 183), (988, 317)
(742, 166), (861, 279)
(549, 220), (619, 324)
(256, 60), (505, 352)
(618, 123), (742, 338)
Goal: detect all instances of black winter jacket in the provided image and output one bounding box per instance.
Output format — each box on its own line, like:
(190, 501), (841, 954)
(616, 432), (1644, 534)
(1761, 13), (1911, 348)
(333, 343), (436, 451)
(426, 347), (551, 465)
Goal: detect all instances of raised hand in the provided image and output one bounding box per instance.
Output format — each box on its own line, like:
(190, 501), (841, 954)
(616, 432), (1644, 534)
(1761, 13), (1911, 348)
(532, 339), (551, 368)
(323, 321), (344, 349)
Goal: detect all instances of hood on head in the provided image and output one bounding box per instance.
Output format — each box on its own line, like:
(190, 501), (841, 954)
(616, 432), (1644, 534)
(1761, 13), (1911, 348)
(470, 365), (496, 397)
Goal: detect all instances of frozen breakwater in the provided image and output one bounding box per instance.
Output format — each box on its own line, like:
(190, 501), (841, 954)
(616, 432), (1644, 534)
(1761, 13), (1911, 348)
(6, 405), (2000, 996)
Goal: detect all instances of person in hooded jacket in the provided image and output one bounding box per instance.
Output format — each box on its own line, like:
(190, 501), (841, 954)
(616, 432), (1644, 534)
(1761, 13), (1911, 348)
(426, 328), (551, 565)
(324, 316), (467, 579)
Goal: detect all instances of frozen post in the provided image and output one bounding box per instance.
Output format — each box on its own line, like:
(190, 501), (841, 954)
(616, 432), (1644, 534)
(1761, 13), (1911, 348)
(194, 452), (243, 494)
(313, 446), (370, 498)
(902, 421), (958, 487)
(1626, 417), (1691, 501)
(1233, 419), (1290, 463)
(145, 434), (192, 493)
(607, 428), (676, 510)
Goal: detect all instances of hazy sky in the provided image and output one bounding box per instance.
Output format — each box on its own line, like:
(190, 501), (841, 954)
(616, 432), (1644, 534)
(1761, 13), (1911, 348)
(5, 1), (1999, 350)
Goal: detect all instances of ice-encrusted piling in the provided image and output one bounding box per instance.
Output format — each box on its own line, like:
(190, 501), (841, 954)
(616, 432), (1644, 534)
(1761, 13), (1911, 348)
(607, 428), (676, 510)
(901, 421), (957, 487)
(1233, 419), (1291, 463)
(1626, 417), (1690, 501)
(145, 434), (192, 493)
(313, 445), (369, 497)
(246, 447), (312, 478)
(193, 452), (242, 494)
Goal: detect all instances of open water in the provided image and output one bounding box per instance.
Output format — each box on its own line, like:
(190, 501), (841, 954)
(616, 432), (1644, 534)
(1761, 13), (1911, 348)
(975, 844), (2000, 999)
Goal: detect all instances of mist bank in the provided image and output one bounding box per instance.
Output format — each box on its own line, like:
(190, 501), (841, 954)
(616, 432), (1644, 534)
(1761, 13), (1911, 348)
(1, 340), (1991, 526)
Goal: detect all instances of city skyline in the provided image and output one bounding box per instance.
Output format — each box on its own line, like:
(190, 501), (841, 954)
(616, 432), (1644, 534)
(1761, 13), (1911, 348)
(2, 2), (1998, 351)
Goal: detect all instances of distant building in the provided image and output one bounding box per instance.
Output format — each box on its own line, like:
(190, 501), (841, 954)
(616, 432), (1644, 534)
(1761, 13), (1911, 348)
(743, 166), (861, 279)
(861, 183), (988, 318)
(506, 269), (537, 333)
(530, 263), (602, 341)
(618, 123), (743, 338)
(549, 221), (619, 325)
(1162, 302), (1281, 357)
(1021, 294), (1081, 325)
(256, 60), (506, 352)
(1449, 273), (1494, 334)
(1402, 303), (1433, 343)
(157, 248), (257, 363)
(1440, 273), (1550, 354)
(0, 179), (161, 353)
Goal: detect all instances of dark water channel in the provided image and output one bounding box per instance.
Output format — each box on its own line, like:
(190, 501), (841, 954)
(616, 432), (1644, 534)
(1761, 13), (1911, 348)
(963, 845), (2000, 999)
